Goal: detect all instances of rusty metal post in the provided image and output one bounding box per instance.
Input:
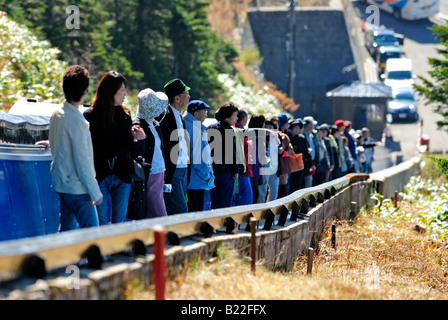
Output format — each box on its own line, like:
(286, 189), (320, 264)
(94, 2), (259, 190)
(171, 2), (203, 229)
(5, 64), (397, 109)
(307, 247), (314, 276)
(394, 190), (398, 208)
(153, 225), (166, 300)
(250, 217), (257, 274)
(349, 201), (357, 225)
(331, 224), (336, 250)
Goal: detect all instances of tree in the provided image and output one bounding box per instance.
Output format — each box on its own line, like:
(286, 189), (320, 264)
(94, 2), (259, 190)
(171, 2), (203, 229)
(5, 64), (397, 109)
(414, 21), (448, 133)
(166, 0), (238, 107)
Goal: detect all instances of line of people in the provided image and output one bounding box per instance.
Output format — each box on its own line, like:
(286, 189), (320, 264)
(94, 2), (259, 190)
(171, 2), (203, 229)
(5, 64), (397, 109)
(47, 65), (377, 232)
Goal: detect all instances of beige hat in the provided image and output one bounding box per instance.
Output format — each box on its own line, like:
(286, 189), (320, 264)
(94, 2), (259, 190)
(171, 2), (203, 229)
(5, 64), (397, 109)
(137, 88), (168, 119)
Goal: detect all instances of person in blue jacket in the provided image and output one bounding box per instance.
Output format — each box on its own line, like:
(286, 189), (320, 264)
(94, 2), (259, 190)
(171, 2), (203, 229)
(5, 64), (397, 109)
(184, 100), (215, 212)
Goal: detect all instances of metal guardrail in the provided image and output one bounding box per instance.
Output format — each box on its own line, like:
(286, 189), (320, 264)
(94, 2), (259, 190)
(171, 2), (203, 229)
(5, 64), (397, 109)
(0, 176), (352, 283)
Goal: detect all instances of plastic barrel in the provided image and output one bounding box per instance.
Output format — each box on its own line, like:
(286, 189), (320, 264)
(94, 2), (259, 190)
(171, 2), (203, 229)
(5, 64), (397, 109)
(0, 144), (60, 241)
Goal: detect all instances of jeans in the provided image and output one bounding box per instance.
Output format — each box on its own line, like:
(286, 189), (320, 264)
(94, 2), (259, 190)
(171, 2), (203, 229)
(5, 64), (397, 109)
(58, 193), (99, 231)
(164, 167), (188, 215)
(236, 176), (253, 206)
(204, 190), (211, 211)
(266, 173), (279, 201)
(211, 173), (235, 209)
(97, 175), (131, 225)
(253, 175), (268, 204)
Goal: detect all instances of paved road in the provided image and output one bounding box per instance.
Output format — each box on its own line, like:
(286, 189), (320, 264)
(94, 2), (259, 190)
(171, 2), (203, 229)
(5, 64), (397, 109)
(350, 0), (448, 171)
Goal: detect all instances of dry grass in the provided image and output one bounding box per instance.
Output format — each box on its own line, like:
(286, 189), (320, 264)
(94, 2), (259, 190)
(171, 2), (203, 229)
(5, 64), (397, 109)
(126, 204), (448, 300)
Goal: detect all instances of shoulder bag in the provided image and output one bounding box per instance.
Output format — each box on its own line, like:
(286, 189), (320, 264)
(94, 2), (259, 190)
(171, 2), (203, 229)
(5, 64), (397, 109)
(109, 150), (146, 182)
(290, 153), (304, 172)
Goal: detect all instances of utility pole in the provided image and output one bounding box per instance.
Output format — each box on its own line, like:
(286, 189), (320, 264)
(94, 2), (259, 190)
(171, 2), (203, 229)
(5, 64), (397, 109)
(287, 0), (297, 101)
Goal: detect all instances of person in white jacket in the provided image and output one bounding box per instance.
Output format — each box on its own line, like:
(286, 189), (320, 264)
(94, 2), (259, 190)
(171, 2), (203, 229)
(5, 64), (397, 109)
(49, 65), (103, 231)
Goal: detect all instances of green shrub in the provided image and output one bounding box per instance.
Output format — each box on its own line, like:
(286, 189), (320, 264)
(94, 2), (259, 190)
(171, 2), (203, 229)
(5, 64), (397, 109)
(0, 12), (67, 110)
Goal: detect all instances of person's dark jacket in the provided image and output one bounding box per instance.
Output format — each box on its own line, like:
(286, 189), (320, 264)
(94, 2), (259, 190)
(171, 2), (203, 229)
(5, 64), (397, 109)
(206, 120), (243, 176)
(83, 106), (135, 183)
(329, 137), (340, 169)
(291, 133), (312, 172)
(323, 136), (334, 167)
(155, 106), (189, 184)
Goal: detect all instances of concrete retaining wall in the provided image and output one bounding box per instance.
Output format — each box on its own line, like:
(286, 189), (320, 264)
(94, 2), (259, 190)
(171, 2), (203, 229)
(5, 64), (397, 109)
(370, 156), (421, 198)
(247, 6), (358, 122)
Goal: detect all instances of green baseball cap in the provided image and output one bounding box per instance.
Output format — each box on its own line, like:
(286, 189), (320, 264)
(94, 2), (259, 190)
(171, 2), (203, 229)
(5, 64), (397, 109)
(164, 78), (191, 98)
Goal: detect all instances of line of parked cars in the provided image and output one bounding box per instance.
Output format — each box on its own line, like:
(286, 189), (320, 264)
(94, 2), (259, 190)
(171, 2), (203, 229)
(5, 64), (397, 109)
(365, 26), (418, 123)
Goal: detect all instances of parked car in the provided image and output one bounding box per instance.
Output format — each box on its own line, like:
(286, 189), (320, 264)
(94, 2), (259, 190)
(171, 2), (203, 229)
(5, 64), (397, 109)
(376, 45), (402, 75)
(365, 28), (399, 58)
(381, 58), (416, 89)
(387, 86), (418, 122)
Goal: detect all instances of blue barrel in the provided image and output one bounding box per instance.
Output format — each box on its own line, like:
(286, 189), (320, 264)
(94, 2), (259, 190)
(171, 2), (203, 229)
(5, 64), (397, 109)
(0, 144), (60, 241)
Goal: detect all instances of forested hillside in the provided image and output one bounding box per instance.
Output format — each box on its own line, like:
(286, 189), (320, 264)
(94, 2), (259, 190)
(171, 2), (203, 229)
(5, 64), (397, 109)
(1, 0), (300, 116)
(0, 0), (239, 108)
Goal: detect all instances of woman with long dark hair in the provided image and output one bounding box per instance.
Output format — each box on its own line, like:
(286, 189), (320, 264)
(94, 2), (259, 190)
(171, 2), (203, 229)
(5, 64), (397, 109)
(84, 71), (146, 225)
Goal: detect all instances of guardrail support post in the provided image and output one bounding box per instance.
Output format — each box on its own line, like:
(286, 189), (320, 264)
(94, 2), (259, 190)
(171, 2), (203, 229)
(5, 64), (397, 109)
(153, 225), (166, 300)
(317, 192), (325, 203)
(244, 213), (254, 232)
(331, 224), (336, 250)
(225, 217), (237, 234)
(130, 239), (147, 257)
(263, 209), (275, 230)
(324, 189), (332, 200)
(394, 190), (398, 208)
(250, 217), (257, 274)
(290, 201), (300, 221)
(349, 201), (357, 225)
(19, 254), (46, 279)
(307, 247), (314, 276)
(277, 205), (289, 226)
(200, 222), (214, 238)
(81, 245), (103, 269)
(167, 231), (180, 246)
(309, 195), (317, 207)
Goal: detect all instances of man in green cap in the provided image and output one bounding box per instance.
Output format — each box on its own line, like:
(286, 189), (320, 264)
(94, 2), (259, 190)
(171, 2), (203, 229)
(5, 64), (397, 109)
(155, 78), (191, 215)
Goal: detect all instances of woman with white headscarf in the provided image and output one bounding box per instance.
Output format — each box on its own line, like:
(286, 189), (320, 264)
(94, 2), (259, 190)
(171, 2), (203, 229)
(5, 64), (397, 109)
(134, 88), (169, 218)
